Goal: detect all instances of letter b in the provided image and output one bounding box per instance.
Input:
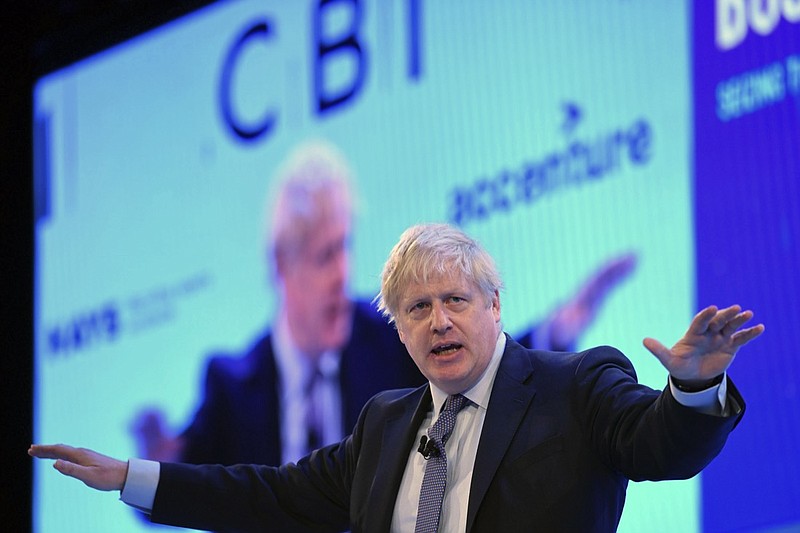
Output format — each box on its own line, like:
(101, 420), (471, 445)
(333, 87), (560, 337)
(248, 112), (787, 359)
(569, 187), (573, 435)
(314, 0), (367, 113)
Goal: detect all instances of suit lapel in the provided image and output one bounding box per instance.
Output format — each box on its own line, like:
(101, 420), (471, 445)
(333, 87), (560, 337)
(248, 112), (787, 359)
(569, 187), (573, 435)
(466, 337), (536, 532)
(368, 385), (433, 532)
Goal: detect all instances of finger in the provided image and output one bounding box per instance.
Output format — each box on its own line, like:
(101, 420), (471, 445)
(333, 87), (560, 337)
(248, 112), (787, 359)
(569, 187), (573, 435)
(720, 310), (754, 337)
(707, 305), (742, 333)
(731, 323), (765, 348)
(29, 444), (75, 460)
(53, 459), (103, 489)
(689, 306), (718, 335)
(53, 458), (82, 477)
(642, 337), (671, 366)
(53, 454), (127, 491)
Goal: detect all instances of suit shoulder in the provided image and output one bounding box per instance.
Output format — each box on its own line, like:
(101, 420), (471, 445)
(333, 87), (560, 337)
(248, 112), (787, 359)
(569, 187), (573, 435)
(204, 331), (274, 382)
(359, 386), (425, 419)
(574, 345), (635, 374)
(370, 386), (421, 404)
(516, 342), (635, 384)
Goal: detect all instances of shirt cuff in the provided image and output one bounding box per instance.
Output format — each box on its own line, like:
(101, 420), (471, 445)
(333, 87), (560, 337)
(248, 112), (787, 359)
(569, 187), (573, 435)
(120, 458), (160, 513)
(669, 374), (728, 416)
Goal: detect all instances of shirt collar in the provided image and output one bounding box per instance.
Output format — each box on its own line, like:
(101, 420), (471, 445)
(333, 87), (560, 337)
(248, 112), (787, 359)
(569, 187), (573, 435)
(273, 310), (340, 392)
(429, 331), (507, 413)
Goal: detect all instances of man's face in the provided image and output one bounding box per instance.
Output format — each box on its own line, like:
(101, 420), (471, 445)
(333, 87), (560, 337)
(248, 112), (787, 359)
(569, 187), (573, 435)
(394, 270), (501, 395)
(279, 215), (352, 357)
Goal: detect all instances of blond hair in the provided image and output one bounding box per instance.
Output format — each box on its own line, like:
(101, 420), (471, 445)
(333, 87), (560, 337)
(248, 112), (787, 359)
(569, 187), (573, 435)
(376, 223), (503, 323)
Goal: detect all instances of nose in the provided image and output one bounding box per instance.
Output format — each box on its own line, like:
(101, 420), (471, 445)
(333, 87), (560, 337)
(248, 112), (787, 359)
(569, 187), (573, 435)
(430, 302), (452, 334)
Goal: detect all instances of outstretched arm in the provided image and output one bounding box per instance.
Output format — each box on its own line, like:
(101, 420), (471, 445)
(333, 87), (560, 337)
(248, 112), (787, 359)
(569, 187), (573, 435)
(644, 305), (765, 387)
(28, 444), (127, 492)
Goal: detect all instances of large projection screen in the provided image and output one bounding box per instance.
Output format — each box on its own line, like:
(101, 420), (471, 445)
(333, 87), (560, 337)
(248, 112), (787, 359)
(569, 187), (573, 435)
(32, 1), (799, 532)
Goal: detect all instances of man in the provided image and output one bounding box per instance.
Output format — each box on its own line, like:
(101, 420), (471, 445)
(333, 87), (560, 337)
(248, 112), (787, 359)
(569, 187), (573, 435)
(134, 140), (637, 466)
(31, 223), (763, 532)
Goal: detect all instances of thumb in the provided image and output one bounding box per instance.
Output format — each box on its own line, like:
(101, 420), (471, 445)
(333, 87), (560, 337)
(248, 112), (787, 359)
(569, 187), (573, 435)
(53, 458), (83, 479)
(643, 337), (670, 366)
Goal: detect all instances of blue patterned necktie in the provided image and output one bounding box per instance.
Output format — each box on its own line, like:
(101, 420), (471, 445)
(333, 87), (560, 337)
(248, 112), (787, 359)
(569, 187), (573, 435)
(415, 393), (468, 533)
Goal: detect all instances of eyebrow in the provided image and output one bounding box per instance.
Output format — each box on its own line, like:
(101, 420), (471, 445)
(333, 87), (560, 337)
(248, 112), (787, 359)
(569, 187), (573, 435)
(404, 288), (471, 305)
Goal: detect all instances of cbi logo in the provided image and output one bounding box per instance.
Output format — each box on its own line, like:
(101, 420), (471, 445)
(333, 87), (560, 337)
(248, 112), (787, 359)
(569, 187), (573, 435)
(218, 0), (424, 142)
(716, 0), (800, 51)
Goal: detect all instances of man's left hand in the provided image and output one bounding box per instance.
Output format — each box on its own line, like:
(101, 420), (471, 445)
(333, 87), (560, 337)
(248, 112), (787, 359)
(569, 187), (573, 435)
(643, 305), (765, 385)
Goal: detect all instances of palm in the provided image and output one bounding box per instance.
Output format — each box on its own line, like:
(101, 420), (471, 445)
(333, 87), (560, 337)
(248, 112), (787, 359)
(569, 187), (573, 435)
(643, 305), (764, 381)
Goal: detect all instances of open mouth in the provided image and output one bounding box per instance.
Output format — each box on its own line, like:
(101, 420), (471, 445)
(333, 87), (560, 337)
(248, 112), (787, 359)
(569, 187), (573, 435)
(431, 343), (462, 356)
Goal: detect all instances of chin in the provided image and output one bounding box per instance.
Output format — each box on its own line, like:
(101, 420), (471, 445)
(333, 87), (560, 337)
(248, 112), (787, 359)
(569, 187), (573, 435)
(430, 371), (469, 389)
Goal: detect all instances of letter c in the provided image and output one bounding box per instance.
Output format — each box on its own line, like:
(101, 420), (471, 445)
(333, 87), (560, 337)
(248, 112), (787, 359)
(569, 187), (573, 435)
(219, 20), (277, 142)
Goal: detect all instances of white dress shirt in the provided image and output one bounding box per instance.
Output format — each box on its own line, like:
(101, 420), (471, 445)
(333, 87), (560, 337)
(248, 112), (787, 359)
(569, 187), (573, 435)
(390, 332), (507, 533)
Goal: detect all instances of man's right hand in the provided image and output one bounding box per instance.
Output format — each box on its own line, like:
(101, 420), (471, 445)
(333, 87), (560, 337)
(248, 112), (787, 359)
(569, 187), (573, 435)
(29, 444), (128, 492)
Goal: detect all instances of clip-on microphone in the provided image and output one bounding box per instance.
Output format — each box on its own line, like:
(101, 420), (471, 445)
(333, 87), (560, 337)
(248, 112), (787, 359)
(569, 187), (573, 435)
(417, 435), (439, 459)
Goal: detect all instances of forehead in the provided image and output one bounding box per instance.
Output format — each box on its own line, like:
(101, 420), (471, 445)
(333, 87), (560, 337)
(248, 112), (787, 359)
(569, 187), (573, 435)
(399, 269), (477, 301)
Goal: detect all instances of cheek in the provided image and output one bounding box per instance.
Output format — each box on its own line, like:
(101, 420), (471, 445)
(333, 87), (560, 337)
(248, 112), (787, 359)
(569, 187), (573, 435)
(397, 326), (407, 345)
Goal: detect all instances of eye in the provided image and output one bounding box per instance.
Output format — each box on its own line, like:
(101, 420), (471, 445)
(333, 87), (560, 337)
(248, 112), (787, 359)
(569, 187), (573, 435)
(408, 301), (429, 315)
(447, 296), (467, 306)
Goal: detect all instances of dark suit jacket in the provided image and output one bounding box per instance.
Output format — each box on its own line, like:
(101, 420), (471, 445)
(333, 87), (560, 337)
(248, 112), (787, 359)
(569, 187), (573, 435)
(180, 300), (427, 466)
(150, 336), (744, 533)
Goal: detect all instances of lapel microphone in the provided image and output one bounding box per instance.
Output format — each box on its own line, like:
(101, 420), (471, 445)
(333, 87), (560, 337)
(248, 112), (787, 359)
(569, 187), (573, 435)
(417, 435), (439, 459)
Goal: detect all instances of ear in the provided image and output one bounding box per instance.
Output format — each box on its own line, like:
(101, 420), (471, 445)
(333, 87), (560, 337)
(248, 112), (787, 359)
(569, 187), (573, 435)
(491, 290), (501, 322)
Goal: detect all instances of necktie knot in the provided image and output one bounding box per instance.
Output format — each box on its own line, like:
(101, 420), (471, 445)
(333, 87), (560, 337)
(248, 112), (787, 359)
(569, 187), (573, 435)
(427, 394), (467, 449)
(444, 393), (468, 413)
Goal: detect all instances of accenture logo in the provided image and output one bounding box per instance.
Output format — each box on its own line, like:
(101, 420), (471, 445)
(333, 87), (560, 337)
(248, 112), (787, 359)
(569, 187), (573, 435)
(448, 104), (653, 227)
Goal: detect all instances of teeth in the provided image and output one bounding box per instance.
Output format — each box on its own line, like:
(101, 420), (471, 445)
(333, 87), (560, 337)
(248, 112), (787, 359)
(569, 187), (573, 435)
(433, 344), (460, 355)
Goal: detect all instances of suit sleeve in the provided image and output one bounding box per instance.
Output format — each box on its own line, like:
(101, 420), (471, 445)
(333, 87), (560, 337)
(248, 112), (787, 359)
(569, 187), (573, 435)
(573, 345), (744, 481)
(149, 440), (355, 532)
(146, 386), (397, 532)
